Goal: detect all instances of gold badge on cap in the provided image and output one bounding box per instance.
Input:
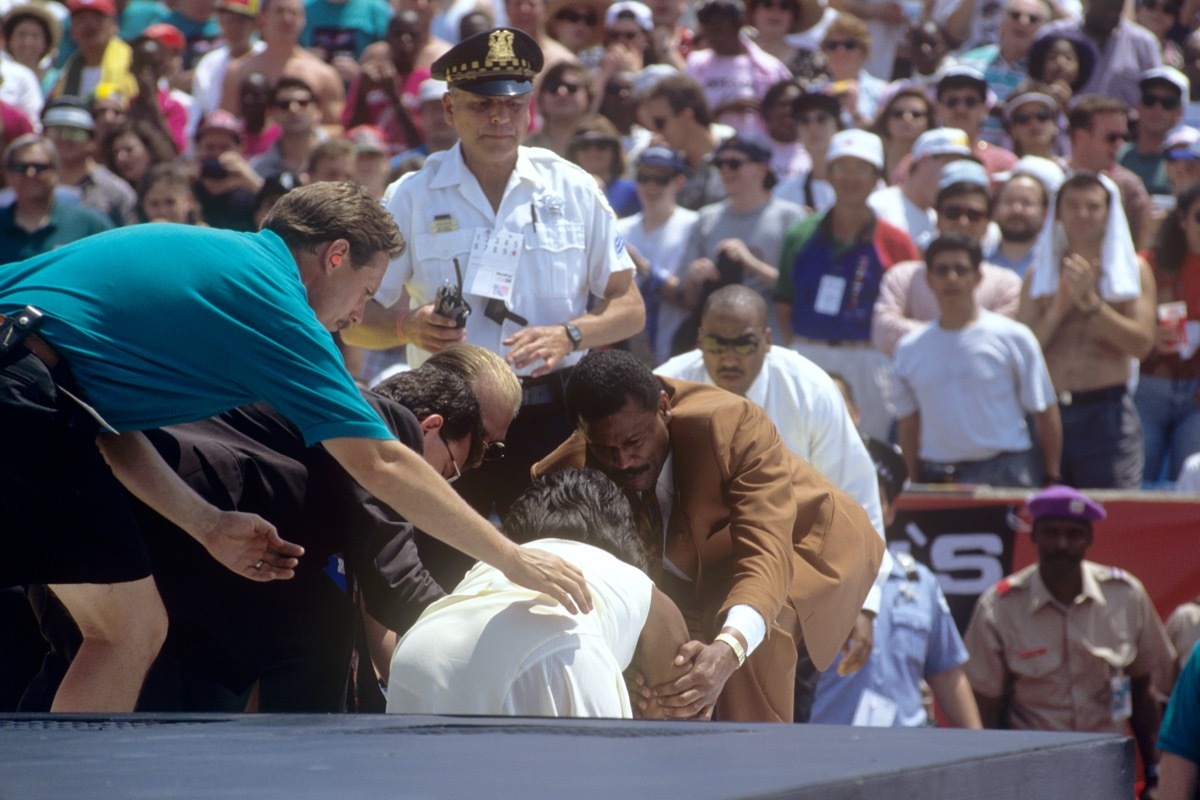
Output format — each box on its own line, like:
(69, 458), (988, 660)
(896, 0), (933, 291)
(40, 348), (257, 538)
(487, 29), (515, 63)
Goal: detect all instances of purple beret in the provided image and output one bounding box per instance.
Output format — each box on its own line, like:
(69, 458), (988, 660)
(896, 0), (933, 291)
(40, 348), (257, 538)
(1028, 485), (1106, 524)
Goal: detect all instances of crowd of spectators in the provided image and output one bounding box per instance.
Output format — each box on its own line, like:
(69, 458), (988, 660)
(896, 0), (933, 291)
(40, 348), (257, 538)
(2, 0), (1200, 786)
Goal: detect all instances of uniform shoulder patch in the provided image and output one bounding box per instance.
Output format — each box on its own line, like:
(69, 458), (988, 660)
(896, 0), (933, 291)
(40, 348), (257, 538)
(996, 578), (1013, 597)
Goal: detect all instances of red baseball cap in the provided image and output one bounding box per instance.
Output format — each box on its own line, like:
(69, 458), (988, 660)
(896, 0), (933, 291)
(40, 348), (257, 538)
(143, 22), (186, 51)
(68, 0), (116, 16)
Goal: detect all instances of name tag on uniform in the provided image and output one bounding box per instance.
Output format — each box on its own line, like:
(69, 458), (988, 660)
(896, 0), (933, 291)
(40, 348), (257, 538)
(852, 688), (898, 727)
(814, 275), (846, 316)
(429, 215), (458, 234)
(466, 228), (521, 300)
(1110, 674), (1131, 722)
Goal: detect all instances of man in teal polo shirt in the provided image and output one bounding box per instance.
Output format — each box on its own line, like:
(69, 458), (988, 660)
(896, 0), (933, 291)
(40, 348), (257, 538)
(0, 181), (591, 713)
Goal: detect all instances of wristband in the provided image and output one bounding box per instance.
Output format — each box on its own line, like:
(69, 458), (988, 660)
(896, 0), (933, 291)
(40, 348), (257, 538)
(714, 632), (746, 668)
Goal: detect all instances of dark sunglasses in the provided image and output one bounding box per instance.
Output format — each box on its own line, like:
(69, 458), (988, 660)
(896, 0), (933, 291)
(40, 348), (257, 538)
(939, 205), (988, 223)
(1141, 92), (1180, 110)
(1140, 0), (1179, 12)
(6, 161), (54, 175)
(1104, 131), (1131, 143)
(757, 0), (799, 9)
(635, 172), (673, 185)
(274, 96), (313, 110)
(821, 39), (860, 51)
(606, 29), (641, 42)
(699, 334), (761, 355)
(1006, 10), (1045, 23)
(555, 8), (598, 24)
(929, 263), (977, 277)
(943, 95), (981, 110)
(1011, 109), (1053, 125)
(713, 157), (749, 171)
(544, 80), (582, 95)
(890, 108), (928, 120)
(482, 440), (506, 462)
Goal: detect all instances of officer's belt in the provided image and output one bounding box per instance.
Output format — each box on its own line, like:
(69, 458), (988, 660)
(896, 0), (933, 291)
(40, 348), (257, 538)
(520, 367), (574, 408)
(0, 310), (59, 368)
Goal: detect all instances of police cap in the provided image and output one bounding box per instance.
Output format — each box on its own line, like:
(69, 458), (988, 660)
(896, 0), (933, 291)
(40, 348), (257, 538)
(432, 27), (544, 96)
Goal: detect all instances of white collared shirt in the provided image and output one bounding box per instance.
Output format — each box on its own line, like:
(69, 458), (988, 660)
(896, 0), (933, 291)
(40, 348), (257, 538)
(379, 143), (635, 375)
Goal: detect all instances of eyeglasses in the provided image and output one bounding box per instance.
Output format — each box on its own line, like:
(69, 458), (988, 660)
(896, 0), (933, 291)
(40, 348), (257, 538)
(757, 0), (798, 9)
(545, 80), (582, 95)
(6, 161), (54, 175)
(713, 157), (749, 171)
(699, 334), (761, 355)
(274, 96), (314, 111)
(46, 126), (91, 142)
(889, 108), (928, 120)
(482, 440), (506, 462)
(1104, 131), (1131, 143)
(1006, 10), (1045, 23)
(795, 111), (833, 126)
(1141, 92), (1180, 110)
(929, 263), (977, 277)
(636, 171), (673, 185)
(555, 8), (598, 24)
(1011, 109), (1053, 125)
(821, 39), (860, 51)
(942, 95), (981, 110)
(939, 205), (988, 223)
(439, 431), (463, 484)
(1140, 0), (1179, 12)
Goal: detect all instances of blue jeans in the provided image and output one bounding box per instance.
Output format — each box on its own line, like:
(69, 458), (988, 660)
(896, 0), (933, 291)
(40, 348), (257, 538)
(1134, 374), (1200, 483)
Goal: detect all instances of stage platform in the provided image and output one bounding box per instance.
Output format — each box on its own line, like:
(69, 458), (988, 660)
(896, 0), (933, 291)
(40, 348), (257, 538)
(0, 714), (1131, 799)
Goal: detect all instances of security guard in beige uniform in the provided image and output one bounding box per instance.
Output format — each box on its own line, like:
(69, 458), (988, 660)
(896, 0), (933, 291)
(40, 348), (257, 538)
(346, 27), (645, 527)
(964, 485), (1174, 799)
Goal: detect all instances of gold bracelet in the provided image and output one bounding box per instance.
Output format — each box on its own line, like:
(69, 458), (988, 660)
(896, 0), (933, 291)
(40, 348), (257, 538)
(713, 632), (746, 668)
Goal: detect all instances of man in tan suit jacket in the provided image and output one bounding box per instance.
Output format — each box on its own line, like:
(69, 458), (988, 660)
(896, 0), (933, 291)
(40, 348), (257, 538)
(533, 350), (883, 722)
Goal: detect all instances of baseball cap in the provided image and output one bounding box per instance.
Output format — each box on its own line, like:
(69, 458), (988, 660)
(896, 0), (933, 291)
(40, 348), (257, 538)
(827, 129), (883, 171)
(1027, 485), (1106, 524)
(936, 64), (987, 96)
(346, 125), (388, 154)
(911, 128), (971, 161)
(216, 0), (262, 16)
(417, 78), (448, 105)
(715, 132), (773, 163)
(196, 109), (244, 140)
(1005, 92), (1058, 120)
(43, 104), (95, 132)
(636, 145), (687, 173)
(143, 23), (186, 52)
(67, 0), (115, 16)
(1140, 66), (1189, 99)
(605, 0), (653, 30)
(938, 158), (989, 189)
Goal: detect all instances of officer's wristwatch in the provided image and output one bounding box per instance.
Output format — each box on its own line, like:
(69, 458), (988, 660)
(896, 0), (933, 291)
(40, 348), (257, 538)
(563, 322), (583, 350)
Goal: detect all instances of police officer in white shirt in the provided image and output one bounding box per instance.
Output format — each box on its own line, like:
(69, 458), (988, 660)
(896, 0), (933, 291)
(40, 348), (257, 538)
(346, 27), (645, 519)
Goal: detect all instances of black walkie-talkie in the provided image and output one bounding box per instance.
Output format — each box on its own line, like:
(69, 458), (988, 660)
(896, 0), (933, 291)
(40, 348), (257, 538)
(433, 258), (472, 328)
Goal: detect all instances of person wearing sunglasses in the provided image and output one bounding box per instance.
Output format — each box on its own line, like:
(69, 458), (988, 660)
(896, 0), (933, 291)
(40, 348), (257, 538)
(873, 158), (1024, 357)
(1004, 89), (1064, 160)
(933, 65), (1018, 179)
(524, 61), (594, 155)
(617, 145), (698, 363)
(955, 0), (1053, 147)
(818, 14), (885, 129)
(1067, 94), (1153, 250)
(869, 127), (973, 252)
(1163, 126), (1200, 196)
(636, 73), (726, 210)
(1120, 67), (1189, 198)
(0, 133), (113, 265)
(870, 84), (933, 186)
(248, 76), (324, 182)
(544, 0), (607, 67)
(40, 100), (139, 228)
(893, 232), (1061, 488)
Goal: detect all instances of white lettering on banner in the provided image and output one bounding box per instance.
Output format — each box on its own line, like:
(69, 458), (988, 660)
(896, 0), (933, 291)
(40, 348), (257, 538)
(930, 533), (1005, 596)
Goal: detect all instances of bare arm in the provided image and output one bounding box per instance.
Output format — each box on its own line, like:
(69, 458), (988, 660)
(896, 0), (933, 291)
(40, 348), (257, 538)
(321, 436), (593, 613)
(97, 431), (302, 580)
(1130, 674), (1163, 788)
(871, 262), (923, 357)
(973, 690), (1007, 728)
(897, 412), (921, 481)
(1017, 273), (1069, 349)
(1158, 753), (1199, 800)
(628, 586), (692, 719)
(1032, 405), (1063, 481)
(1079, 259), (1157, 359)
(775, 302), (794, 345)
(927, 665), (983, 728)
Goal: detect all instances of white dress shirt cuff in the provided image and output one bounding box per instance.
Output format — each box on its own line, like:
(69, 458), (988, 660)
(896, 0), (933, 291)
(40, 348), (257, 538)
(723, 604), (767, 656)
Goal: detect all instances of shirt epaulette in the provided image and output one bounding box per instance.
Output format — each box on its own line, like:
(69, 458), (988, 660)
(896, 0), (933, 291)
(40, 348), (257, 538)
(996, 577), (1013, 597)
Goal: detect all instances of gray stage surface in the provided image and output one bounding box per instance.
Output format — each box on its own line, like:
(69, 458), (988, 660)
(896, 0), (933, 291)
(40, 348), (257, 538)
(0, 714), (1131, 799)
